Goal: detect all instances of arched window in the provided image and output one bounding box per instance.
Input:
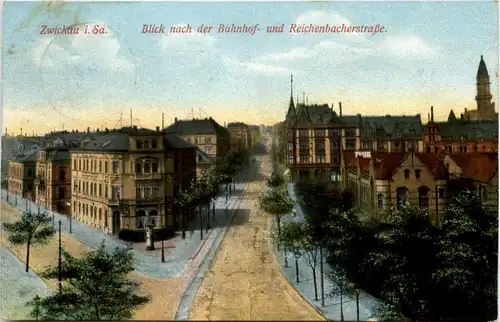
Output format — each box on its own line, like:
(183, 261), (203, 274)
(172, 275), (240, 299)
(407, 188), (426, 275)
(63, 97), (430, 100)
(149, 210), (158, 227)
(396, 187), (408, 209)
(418, 186), (430, 212)
(377, 193), (383, 209)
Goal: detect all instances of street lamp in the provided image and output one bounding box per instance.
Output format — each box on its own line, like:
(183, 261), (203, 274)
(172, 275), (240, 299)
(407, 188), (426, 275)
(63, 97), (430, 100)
(295, 253), (300, 283)
(66, 201), (72, 234)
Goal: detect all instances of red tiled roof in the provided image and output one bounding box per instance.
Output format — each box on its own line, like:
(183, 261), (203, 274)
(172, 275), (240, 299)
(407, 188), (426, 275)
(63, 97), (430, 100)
(358, 157), (371, 172)
(449, 153), (498, 182)
(415, 153), (449, 179)
(343, 151), (356, 171)
(372, 152), (407, 180)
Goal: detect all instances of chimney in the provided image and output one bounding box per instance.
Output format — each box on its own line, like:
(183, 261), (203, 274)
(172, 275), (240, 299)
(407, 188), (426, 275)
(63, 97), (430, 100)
(175, 117), (178, 123)
(87, 127), (90, 133)
(133, 125), (138, 130)
(156, 126), (160, 132)
(105, 128), (109, 133)
(428, 113), (430, 122)
(76, 129), (79, 133)
(464, 108), (468, 113)
(96, 128), (100, 133)
(339, 102), (343, 116)
(431, 106), (434, 122)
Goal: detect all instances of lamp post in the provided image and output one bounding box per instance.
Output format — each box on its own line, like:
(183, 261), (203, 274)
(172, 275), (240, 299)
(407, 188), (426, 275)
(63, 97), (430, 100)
(161, 239), (165, 263)
(199, 206), (203, 240)
(295, 253), (300, 283)
(320, 245), (325, 307)
(66, 202), (72, 234)
(58, 220), (62, 295)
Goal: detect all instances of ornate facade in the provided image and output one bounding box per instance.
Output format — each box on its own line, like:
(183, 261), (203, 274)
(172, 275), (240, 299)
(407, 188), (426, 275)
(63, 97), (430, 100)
(70, 126), (197, 234)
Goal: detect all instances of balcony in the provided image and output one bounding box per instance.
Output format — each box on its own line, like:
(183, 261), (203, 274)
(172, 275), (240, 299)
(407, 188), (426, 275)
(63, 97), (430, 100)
(123, 197), (164, 205)
(107, 198), (121, 205)
(135, 173), (164, 180)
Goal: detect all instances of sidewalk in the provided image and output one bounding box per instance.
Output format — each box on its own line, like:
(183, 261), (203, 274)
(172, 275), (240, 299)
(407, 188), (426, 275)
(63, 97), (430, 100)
(270, 183), (382, 321)
(0, 245), (52, 319)
(0, 183), (246, 279)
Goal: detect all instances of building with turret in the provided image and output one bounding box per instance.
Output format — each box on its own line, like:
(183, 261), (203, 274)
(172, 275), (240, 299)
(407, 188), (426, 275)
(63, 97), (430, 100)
(453, 55), (498, 121)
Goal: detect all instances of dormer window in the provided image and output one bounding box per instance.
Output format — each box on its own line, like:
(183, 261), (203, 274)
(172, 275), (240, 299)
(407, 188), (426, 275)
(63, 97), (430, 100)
(404, 169), (410, 180)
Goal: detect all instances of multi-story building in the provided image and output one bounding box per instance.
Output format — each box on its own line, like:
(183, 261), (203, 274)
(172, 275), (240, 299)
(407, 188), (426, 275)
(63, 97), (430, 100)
(70, 126), (197, 234)
(283, 75), (423, 183)
(424, 106), (498, 154)
(34, 147), (72, 215)
(227, 122), (252, 149)
(342, 150), (449, 225)
(249, 125), (260, 148)
(7, 151), (37, 200)
(164, 117), (231, 162)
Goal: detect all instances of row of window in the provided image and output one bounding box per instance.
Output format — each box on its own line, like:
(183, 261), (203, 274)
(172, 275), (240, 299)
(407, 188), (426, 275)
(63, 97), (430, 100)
(425, 144), (491, 154)
(289, 129), (355, 138)
(74, 202), (109, 227)
(286, 155), (340, 164)
(187, 136), (212, 144)
(73, 158), (120, 174)
(74, 180), (121, 200)
(135, 159), (160, 174)
(136, 139), (159, 150)
(135, 185), (160, 199)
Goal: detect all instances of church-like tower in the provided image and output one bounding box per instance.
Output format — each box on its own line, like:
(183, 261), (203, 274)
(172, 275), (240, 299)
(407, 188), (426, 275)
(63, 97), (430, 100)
(476, 55), (494, 114)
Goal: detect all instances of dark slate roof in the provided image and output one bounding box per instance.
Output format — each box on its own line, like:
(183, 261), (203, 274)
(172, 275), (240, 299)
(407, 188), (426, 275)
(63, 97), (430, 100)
(359, 115), (423, 138)
(164, 134), (197, 149)
(17, 150), (38, 162)
(165, 118), (229, 137)
(76, 132), (130, 151)
(227, 122), (248, 128)
(477, 55), (489, 78)
(42, 148), (71, 161)
(437, 120), (498, 140)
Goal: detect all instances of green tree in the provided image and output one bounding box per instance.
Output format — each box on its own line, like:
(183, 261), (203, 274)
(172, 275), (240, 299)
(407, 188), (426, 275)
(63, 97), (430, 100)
(28, 242), (149, 320)
(260, 187), (294, 245)
(266, 172), (285, 188)
(299, 226), (322, 301)
(432, 190), (497, 320)
(3, 210), (55, 272)
(271, 220), (304, 281)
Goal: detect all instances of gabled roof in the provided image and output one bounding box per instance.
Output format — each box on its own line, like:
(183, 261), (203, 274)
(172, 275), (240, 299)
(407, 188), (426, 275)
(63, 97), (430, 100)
(360, 115), (423, 138)
(165, 118), (229, 137)
(164, 134), (197, 150)
(414, 153), (448, 179)
(449, 153), (498, 182)
(372, 152), (407, 180)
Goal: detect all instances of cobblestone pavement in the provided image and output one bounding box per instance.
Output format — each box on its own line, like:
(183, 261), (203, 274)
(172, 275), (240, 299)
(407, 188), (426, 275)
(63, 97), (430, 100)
(188, 155), (324, 320)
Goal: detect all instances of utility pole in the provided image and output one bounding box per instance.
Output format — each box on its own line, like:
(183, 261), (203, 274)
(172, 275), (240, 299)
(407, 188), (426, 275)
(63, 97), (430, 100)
(58, 220), (62, 295)
(130, 109), (133, 127)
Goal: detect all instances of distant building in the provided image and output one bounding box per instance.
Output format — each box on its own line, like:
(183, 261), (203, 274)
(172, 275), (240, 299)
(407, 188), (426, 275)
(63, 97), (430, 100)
(70, 126), (197, 234)
(424, 106), (497, 154)
(342, 150), (449, 225)
(282, 75), (423, 183)
(227, 122), (252, 149)
(164, 117), (231, 161)
(458, 56), (498, 121)
(7, 151), (37, 201)
(34, 147), (72, 215)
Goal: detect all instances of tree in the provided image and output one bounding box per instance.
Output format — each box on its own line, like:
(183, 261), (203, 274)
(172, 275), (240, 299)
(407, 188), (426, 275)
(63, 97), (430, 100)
(432, 190), (497, 320)
(28, 242), (150, 320)
(267, 172), (285, 188)
(271, 221), (304, 281)
(300, 226), (322, 301)
(260, 187), (294, 246)
(3, 210), (55, 272)
(178, 181), (197, 238)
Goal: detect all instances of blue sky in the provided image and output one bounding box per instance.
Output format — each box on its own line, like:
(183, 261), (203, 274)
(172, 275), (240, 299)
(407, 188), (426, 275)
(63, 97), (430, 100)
(2, 1), (498, 135)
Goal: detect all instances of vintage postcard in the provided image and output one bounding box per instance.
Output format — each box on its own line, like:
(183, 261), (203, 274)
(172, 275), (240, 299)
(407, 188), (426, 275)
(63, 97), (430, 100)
(1, 1), (498, 321)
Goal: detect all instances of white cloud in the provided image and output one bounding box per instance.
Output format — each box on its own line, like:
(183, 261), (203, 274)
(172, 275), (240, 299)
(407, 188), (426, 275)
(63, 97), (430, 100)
(32, 23), (134, 72)
(159, 24), (216, 52)
(378, 35), (438, 58)
(223, 58), (296, 76)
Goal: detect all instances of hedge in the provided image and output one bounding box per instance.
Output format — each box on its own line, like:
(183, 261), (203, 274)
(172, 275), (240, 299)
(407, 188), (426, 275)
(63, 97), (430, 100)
(118, 226), (176, 242)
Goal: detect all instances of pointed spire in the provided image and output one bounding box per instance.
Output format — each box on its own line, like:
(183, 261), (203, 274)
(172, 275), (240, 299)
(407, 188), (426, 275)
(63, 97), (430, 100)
(447, 109), (456, 122)
(431, 106), (434, 122)
(286, 74), (296, 119)
(477, 55), (489, 78)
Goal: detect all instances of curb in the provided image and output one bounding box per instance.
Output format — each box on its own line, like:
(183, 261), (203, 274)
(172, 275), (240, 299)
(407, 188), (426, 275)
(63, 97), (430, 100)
(267, 216), (327, 321)
(173, 182), (248, 321)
